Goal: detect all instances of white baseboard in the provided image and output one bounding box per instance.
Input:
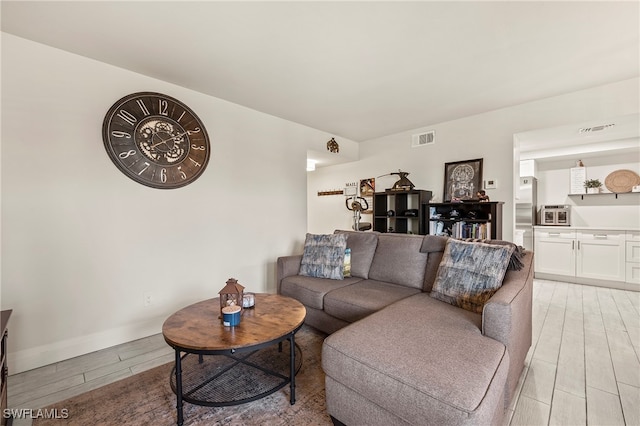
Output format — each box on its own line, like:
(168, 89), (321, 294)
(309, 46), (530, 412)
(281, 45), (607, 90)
(9, 316), (165, 375)
(534, 272), (639, 292)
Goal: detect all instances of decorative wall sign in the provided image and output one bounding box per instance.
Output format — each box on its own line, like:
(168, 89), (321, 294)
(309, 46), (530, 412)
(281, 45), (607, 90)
(443, 158), (483, 202)
(342, 181), (357, 196)
(570, 166), (587, 194)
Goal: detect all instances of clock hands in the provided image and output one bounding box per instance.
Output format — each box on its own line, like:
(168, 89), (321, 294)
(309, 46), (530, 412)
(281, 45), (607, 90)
(149, 127), (201, 149)
(150, 129), (189, 149)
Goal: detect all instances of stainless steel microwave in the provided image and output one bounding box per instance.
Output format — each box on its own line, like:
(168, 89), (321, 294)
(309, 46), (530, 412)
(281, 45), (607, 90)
(539, 205), (570, 226)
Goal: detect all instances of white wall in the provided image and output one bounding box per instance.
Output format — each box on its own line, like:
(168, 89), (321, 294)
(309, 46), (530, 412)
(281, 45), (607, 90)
(537, 153), (640, 228)
(3, 34), (638, 374)
(308, 78), (640, 240)
(0, 34), (355, 373)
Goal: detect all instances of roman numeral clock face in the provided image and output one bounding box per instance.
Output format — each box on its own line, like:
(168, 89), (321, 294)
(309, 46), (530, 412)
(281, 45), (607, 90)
(102, 92), (210, 189)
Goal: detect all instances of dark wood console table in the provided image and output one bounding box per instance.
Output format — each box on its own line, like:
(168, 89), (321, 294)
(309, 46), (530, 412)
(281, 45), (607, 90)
(1, 310), (12, 426)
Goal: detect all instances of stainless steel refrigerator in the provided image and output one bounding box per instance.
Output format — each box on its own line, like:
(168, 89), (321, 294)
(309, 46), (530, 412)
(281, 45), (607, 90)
(515, 177), (537, 251)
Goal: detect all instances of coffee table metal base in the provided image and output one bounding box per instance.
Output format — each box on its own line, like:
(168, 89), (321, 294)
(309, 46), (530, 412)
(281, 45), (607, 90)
(170, 334), (301, 424)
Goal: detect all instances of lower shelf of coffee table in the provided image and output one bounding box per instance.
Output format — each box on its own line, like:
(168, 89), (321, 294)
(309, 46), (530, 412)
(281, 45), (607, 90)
(170, 340), (302, 406)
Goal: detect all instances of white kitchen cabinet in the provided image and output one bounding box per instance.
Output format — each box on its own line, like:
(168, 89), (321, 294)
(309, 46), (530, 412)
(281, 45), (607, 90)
(626, 232), (640, 285)
(534, 228), (629, 286)
(576, 231), (625, 282)
(534, 229), (576, 277)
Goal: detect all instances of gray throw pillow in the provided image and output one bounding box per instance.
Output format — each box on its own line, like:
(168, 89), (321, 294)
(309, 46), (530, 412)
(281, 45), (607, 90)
(431, 239), (514, 313)
(299, 233), (348, 280)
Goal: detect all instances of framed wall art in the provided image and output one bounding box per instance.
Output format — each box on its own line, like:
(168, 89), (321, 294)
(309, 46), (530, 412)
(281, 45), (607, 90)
(360, 178), (375, 196)
(443, 158), (483, 202)
(359, 178), (375, 213)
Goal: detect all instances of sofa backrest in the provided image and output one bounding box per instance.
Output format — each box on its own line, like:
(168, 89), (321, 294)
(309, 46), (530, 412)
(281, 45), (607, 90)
(334, 230), (379, 279)
(420, 235), (449, 292)
(368, 233), (428, 289)
(330, 231), (522, 293)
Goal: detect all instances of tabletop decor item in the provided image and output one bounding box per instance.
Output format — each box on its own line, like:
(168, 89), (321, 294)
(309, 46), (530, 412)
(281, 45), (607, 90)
(584, 179), (602, 194)
(242, 293), (255, 308)
(604, 169), (640, 193)
(377, 170), (415, 191)
(443, 158), (483, 202)
(219, 278), (245, 316)
(221, 305), (241, 326)
(477, 190), (490, 202)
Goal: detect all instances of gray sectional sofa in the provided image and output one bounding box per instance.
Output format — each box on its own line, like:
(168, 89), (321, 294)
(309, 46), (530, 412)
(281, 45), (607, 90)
(276, 230), (533, 425)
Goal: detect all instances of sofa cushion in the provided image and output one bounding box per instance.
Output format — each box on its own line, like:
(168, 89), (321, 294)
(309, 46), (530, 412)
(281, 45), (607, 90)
(324, 280), (421, 323)
(299, 233), (348, 280)
(280, 275), (363, 310)
(431, 239), (514, 313)
(322, 293), (508, 425)
(334, 230), (379, 279)
(367, 234), (428, 289)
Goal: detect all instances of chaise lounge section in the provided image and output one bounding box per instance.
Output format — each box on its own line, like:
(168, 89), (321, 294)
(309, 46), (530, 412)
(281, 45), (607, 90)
(277, 230), (533, 425)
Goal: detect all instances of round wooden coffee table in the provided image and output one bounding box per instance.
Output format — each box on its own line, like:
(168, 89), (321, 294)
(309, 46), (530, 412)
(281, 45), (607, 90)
(162, 293), (306, 426)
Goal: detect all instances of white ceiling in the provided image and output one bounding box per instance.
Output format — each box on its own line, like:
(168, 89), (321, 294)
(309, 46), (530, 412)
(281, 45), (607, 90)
(2, 1), (639, 144)
(517, 113), (640, 163)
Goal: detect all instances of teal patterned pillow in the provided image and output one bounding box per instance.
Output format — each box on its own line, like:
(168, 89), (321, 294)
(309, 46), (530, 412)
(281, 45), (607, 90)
(299, 233), (348, 280)
(431, 239), (514, 313)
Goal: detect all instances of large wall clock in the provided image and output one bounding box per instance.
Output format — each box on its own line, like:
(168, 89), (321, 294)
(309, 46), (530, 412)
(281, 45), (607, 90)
(102, 92), (210, 189)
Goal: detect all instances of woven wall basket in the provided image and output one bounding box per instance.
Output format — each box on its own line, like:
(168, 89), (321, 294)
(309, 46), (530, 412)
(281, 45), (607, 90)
(604, 169), (640, 193)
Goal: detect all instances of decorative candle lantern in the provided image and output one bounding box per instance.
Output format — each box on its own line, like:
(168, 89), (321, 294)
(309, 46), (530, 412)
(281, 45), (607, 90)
(219, 278), (245, 315)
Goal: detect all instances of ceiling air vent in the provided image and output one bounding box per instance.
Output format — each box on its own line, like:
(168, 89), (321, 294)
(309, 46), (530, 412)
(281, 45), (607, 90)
(411, 130), (435, 147)
(579, 123), (615, 133)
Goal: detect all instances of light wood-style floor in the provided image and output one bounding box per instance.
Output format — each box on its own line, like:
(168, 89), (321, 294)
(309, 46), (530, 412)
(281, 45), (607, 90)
(7, 279), (640, 426)
(506, 279), (640, 426)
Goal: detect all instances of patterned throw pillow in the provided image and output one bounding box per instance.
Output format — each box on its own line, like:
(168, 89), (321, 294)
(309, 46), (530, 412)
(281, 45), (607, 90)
(299, 233), (348, 280)
(457, 237), (525, 270)
(431, 239), (514, 313)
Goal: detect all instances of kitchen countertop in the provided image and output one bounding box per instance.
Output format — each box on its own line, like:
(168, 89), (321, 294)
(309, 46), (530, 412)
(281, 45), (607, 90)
(534, 225), (640, 232)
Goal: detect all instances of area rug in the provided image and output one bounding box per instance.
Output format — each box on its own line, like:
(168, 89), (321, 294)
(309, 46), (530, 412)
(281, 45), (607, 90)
(34, 325), (332, 426)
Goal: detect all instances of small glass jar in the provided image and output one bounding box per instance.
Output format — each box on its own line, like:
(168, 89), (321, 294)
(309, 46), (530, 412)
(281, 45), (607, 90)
(242, 293), (255, 308)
